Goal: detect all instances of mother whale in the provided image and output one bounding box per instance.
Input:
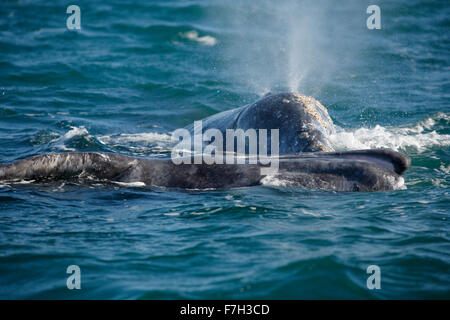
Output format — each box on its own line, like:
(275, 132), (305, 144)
(0, 93), (410, 191)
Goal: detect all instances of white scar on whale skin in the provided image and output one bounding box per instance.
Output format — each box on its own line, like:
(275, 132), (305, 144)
(112, 181), (146, 187)
(128, 159), (139, 166)
(260, 175), (294, 187)
(0, 179), (36, 185)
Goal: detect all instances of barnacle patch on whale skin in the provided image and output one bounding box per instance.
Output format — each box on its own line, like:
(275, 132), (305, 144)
(309, 141), (333, 152)
(298, 121), (335, 152)
(298, 130), (333, 152)
(291, 93), (333, 131)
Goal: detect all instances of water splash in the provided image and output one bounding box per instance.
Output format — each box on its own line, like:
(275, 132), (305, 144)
(329, 113), (450, 153)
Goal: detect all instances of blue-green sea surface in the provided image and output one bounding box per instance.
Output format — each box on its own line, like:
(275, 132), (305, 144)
(0, 0), (449, 299)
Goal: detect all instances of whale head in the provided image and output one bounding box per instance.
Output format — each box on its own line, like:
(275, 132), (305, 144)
(235, 92), (336, 154)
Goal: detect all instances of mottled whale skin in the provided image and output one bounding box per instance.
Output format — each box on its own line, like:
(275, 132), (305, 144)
(0, 93), (410, 191)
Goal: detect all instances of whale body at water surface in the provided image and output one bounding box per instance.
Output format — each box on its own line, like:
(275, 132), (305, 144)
(0, 93), (410, 191)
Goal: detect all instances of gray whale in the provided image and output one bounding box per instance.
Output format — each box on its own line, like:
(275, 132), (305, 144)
(0, 93), (410, 191)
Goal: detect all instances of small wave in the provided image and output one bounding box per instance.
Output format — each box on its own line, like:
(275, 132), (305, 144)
(329, 113), (450, 153)
(63, 126), (90, 140)
(56, 126), (93, 151)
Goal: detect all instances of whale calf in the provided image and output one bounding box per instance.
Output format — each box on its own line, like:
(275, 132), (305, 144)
(0, 93), (410, 191)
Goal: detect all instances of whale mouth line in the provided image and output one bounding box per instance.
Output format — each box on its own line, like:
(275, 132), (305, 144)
(176, 149), (409, 175)
(276, 149), (410, 175)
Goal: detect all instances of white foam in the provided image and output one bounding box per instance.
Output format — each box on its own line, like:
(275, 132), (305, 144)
(97, 132), (172, 145)
(430, 163), (450, 188)
(438, 164), (450, 174)
(432, 179), (447, 188)
(180, 30), (217, 46)
(96, 132), (173, 155)
(55, 127), (172, 153)
(328, 113), (450, 153)
(386, 175), (406, 190)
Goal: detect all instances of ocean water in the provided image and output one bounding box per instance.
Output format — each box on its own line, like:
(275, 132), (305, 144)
(0, 0), (449, 299)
